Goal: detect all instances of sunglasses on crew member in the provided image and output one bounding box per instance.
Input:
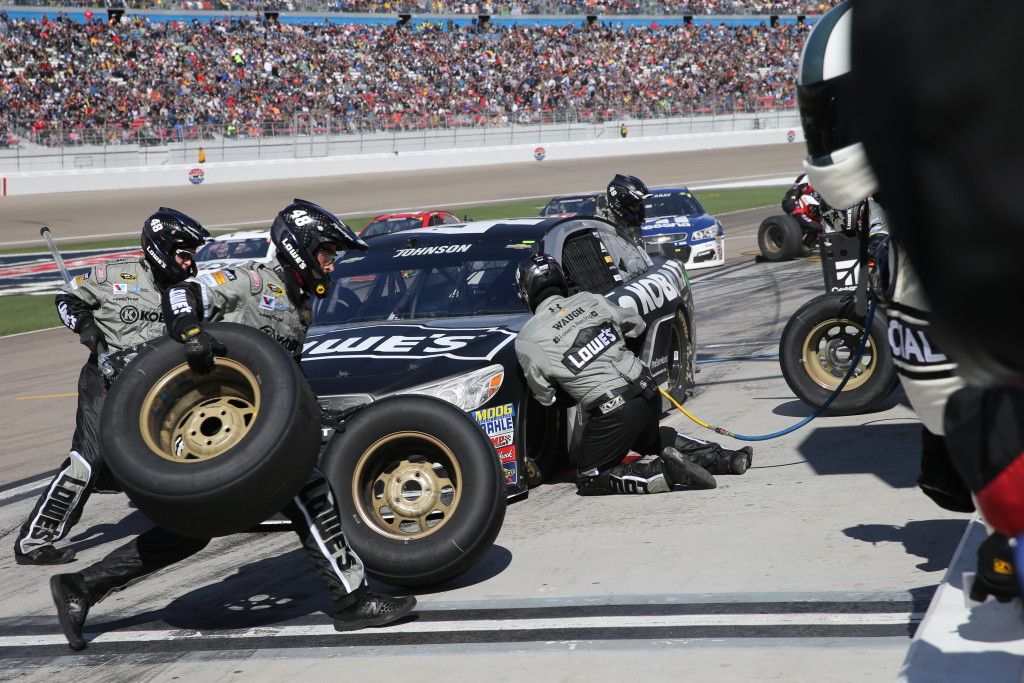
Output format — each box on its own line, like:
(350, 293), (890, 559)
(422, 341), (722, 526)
(175, 248), (197, 261)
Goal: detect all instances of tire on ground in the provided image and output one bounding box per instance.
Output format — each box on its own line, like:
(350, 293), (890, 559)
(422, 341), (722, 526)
(758, 214), (804, 262)
(101, 322), (322, 537)
(779, 293), (899, 416)
(320, 395), (506, 587)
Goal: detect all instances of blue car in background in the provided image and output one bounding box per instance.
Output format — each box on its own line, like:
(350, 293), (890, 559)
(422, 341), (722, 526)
(641, 188), (725, 270)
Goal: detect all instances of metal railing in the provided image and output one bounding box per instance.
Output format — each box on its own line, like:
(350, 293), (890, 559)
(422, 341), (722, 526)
(0, 105), (801, 173)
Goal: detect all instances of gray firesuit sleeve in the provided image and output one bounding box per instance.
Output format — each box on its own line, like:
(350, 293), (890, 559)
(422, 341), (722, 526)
(515, 337), (557, 406)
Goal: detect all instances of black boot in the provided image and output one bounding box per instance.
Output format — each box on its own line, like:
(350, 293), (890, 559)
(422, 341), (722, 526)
(576, 459), (674, 495)
(659, 448), (717, 489)
(333, 585), (416, 631)
(50, 573), (92, 651)
(674, 434), (752, 475)
(16, 545), (76, 565)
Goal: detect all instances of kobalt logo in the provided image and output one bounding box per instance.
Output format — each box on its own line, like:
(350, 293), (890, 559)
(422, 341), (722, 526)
(613, 260), (684, 315)
(119, 306), (163, 324)
(562, 325), (618, 374)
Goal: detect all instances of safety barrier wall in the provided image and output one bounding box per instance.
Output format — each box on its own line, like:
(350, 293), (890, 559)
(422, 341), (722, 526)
(0, 127), (803, 197)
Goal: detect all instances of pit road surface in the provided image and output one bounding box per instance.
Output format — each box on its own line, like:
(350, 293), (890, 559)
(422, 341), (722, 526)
(0, 144), (965, 681)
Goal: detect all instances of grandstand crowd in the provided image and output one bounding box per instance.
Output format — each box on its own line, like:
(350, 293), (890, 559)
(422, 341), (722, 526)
(0, 9), (816, 147)
(2, 1), (838, 15)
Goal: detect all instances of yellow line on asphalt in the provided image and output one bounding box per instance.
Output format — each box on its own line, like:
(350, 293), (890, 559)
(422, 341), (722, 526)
(16, 393), (76, 399)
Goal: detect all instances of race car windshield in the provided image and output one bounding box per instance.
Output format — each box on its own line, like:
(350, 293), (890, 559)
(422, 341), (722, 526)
(361, 217), (424, 238)
(542, 196), (599, 216)
(644, 194), (703, 220)
(312, 240), (531, 324)
(195, 238), (271, 262)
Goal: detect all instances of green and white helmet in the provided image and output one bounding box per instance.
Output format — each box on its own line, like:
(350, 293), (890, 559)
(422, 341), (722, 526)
(797, 1), (878, 209)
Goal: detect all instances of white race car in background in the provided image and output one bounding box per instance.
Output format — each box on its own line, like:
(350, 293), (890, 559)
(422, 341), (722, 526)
(641, 188), (726, 270)
(194, 229), (275, 276)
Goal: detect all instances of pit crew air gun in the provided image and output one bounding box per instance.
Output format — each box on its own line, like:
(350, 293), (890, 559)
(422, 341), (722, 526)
(40, 226), (114, 378)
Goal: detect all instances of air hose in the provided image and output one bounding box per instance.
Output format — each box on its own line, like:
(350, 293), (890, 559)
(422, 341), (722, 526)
(660, 298), (878, 442)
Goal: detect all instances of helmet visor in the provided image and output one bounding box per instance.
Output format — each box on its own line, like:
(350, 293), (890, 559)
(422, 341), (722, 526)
(798, 72), (860, 160)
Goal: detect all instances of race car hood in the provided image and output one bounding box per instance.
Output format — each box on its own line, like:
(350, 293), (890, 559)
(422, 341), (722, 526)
(301, 316), (528, 400)
(641, 212), (718, 238)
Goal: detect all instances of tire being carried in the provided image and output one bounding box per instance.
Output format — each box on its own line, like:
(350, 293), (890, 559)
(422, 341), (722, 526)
(102, 322), (322, 537)
(320, 395), (506, 587)
(779, 292), (899, 416)
(757, 214), (804, 262)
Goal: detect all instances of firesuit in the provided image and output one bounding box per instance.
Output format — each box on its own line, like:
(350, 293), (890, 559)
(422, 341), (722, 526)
(515, 288), (751, 495)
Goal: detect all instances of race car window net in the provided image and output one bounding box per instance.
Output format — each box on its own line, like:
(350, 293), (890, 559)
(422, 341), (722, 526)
(561, 230), (618, 295)
(312, 240), (530, 324)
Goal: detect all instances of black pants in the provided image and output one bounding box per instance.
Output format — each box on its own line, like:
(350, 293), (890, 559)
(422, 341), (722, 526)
(78, 470), (366, 606)
(16, 360), (115, 555)
(577, 392), (664, 474)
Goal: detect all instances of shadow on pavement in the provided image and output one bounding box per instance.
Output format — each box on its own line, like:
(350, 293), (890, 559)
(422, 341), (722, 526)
(798, 421), (922, 488)
(844, 519), (970, 572)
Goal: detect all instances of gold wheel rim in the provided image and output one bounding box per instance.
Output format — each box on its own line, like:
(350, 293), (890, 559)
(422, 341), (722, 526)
(140, 359), (261, 462)
(352, 431), (462, 540)
(800, 317), (876, 391)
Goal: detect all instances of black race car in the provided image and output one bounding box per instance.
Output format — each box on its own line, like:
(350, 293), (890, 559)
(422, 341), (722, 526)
(301, 215), (696, 585)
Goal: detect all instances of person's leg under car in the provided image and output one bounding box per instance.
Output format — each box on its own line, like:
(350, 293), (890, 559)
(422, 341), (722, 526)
(284, 470), (416, 631)
(669, 429), (752, 476)
(575, 394), (716, 495)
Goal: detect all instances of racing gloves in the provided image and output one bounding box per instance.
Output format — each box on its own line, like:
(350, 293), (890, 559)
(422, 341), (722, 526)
(77, 323), (105, 355)
(182, 328), (225, 374)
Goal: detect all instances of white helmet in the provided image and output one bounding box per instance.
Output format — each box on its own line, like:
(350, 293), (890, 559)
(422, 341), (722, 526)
(796, 1), (878, 209)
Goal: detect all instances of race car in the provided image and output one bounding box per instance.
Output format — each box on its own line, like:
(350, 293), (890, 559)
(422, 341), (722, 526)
(358, 211), (462, 239)
(539, 193), (606, 216)
(302, 215), (696, 585)
(193, 229), (275, 275)
(640, 188), (726, 270)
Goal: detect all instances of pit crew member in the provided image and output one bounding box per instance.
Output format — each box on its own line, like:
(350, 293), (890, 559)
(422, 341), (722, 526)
(595, 173), (651, 245)
(513, 253), (751, 496)
(14, 209), (211, 566)
(49, 199), (414, 651)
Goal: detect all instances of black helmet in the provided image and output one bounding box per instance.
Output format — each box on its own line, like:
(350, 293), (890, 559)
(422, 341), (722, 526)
(606, 174), (650, 227)
(271, 198), (368, 299)
(515, 253), (569, 312)
(141, 207), (212, 284)
(796, 1), (878, 209)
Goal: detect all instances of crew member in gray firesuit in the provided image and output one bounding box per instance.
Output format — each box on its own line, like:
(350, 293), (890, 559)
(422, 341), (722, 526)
(595, 173), (651, 246)
(513, 253), (751, 496)
(795, 1), (1014, 602)
(49, 199), (415, 651)
(14, 209), (212, 566)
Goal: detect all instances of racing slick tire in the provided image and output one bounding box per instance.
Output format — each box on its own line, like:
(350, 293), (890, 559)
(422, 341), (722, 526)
(320, 395), (507, 587)
(101, 322), (322, 537)
(779, 293), (899, 416)
(758, 214), (804, 262)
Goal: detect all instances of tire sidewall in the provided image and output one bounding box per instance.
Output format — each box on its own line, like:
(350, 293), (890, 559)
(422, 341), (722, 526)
(779, 294), (899, 416)
(321, 394), (506, 586)
(102, 322), (321, 536)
